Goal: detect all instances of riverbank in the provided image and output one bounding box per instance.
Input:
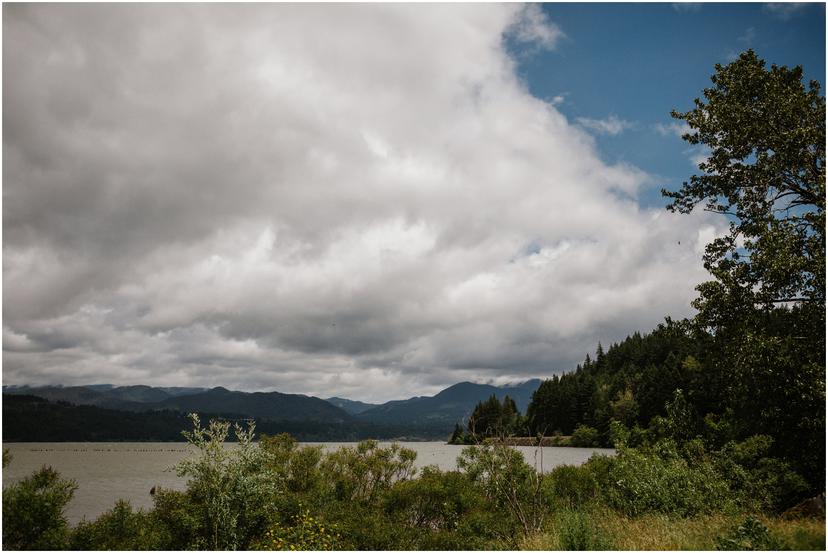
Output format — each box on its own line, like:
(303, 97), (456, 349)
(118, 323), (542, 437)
(449, 435), (575, 447)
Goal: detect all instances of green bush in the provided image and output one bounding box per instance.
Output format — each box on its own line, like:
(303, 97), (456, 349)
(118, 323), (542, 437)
(458, 443), (545, 541)
(553, 508), (613, 550)
(70, 500), (161, 550)
(716, 435), (810, 512)
(570, 424), (601, 447)
(543, 465), (599, 509)
(174, 413), (280, 550)
(590, 443), (731, 517)
(145, 489), (202, 550)
(2, 466), (77, 550)
(714, 517), (782, 550)
(320, 440), (417, 503)
(254, 507), (344, 551)
(383, 466), (501, 549)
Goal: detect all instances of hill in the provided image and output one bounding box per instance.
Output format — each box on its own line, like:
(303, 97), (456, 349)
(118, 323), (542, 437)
(355, 379), (542, 429)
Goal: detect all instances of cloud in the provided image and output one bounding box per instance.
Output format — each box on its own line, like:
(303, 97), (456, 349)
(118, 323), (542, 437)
(672, 3), (703, 13)
(684, 146), (712, 168)
(738, 27), (757, 44)
(576, 115), (634, 136)
(506, 4), (565, 50)
(762, 3), (809, 20)
(654, 121), (691, 138)
(3, 4), (719, 402)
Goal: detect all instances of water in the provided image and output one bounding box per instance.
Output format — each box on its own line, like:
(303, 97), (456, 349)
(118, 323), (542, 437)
(3, 442), (614, 524)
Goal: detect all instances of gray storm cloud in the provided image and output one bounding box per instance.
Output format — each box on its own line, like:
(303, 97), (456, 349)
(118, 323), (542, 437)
(3, 4), (718, 401)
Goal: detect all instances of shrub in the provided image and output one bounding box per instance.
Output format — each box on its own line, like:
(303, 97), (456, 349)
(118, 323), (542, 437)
(553, 508), (613, 550)
(2, 466), (77, 550)
(714, 517), (782, 550)
(255, 507), (344, 551)
(543, 464), (599, 510)
(590, 443), (731, 517)
(319, 440), (417, 503)
(458, 443), (545, 540)
(174, 413), (279, 550)
(70, 500), (161, 550)
(570, 424), (600, 447)
(146, 489), (202, 550)
(383, 466), (501, 549)
(716, 435), (810, 512)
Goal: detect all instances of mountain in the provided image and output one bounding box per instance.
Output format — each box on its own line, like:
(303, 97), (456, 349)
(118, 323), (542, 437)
(324, 397), (379, 415)
(2, 386), (148, 411)
(5, 380), (543, 432)
(4, 385), (350, 424)
(355, 379), (542, 429)
(2, 384), (207, 410)
(152, 387), (352, 422)
(2, 394), (448, 441)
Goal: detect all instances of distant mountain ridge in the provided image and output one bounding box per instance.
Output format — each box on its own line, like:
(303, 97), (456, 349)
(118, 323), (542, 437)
(4, 379), (543, 433)
(3, 385), (350, 423)
(324, 397), (379, 415)
(353, 379), (542, 428)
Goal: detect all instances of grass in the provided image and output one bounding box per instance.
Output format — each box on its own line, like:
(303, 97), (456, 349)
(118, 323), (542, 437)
(520, 508), (826, 550)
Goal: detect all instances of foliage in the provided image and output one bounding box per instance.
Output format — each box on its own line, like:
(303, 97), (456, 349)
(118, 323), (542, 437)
(70, 500), (160, 550)
(254, 507), (343, 551)
(666, 49), (826, 491)
(319, 439), (417, 503)
(552, 508), (613, 550)
(591, 442), (732, 517)
(464, 394), (525, 440)
(458, 443), (545, 540)
(542, 464), (599, 510)
(570, 424), (600, 447)
(174, 413), (279, 550)
(2, 466), (77, 550)
(383, 466), (502, 549)
(714, 517), (783, 551)
(715, 435), (809, 513)
(665, 49), (824, 311)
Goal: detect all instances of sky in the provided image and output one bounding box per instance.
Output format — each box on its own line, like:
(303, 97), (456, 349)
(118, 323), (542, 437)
(3, 3), (825, 402)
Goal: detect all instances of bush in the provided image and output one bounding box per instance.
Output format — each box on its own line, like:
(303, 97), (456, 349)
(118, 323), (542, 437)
(716, 435), (810, 512)
(70, 500), (161, 550)
(458, 443), (545, 540)
(714, 517), (782, 550)
(543, 465), (599, 510)
(383, 466), (501, 549)
(319, 440), (417, 503)
(146, 489), (202, 550)
(553, 508), (613, 550)
(254, 507), (344, 551)
(174, 413), (279, 550)
(570, 424), (601, 447)
(590, 443), (731, 517)
(2, 466), (77, 550)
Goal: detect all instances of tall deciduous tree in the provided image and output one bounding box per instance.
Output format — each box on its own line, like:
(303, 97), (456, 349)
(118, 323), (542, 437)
(665, 50), (825, 488)
(665, 49), (825, 319)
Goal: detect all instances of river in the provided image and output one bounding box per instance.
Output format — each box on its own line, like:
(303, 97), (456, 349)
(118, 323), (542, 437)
(2, 442), (614, 524)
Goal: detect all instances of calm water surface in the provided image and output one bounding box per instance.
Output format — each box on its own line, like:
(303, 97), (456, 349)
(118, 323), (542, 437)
(3, 442), (614, 524)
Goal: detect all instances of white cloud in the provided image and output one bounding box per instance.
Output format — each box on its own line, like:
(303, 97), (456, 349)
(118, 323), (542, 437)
(577, 115), (634, 136)
(506, 4), (565, 50)
(763, 3), (809, 20)
(672, 3), (703, 13)
(738, 26), (757, 44)
(654, 121), (691, 138)
(3, 4), (719, 402)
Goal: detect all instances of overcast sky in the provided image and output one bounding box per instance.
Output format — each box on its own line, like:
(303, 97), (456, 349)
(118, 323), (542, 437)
(3, 3), (824, 402)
